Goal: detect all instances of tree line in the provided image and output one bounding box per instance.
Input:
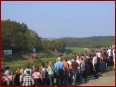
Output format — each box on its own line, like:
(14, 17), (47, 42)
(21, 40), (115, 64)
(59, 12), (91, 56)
(2, 19), (114, 53)
(60, 36), (114, 48)
(2, 19), (66, 53)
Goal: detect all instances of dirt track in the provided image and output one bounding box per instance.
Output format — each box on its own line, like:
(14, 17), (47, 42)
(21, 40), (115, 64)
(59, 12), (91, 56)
(73, 66), (115, 86)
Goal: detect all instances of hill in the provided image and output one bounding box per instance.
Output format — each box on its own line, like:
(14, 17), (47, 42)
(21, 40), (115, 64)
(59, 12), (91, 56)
(41, 36), (114, 48)
(60, 36), (114, 48)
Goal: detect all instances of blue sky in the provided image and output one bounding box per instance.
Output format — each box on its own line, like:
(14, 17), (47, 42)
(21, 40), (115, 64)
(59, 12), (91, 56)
(1, 1), (115, 38)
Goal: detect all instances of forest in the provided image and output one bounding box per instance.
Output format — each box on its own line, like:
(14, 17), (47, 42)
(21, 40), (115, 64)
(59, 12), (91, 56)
(60, 36), (114, 48)
(2, 19), (114, 53)
(2, 19), (66, 53)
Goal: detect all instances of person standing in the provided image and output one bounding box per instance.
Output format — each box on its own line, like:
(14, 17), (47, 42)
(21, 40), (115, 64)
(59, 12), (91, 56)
(67, 59), (72, 84)
(107, 47), (113, 66)
(19, 69), (25, 86)
(14, 67), (21, 86)
(76, 56), (81, 83)
(81, 53), (86, 63)
(70, 57), (79, 85)
(101, 49), (108, 72)
(23, 71), (34, 86)
(80, 58), (85, 83)
(47, 61), (55, 86)
(88, 54), (93, 75)
(32, 66), (43, 86)
(113, 46), (115, 69)
(39, 62), (46, 85)
(55, 57), (64, 86)
(63, 58), (69, 85)
(92, 54), (98, 78)
(3, 70), (14, 86)
(54, 59), (58, 85)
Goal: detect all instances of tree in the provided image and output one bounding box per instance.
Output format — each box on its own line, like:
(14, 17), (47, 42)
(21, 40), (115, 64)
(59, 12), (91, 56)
(2, 19), (42, 53)
(25, 29), (41, 51)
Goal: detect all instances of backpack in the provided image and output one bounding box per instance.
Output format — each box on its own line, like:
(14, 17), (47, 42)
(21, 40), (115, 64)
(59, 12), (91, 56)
(80, 63), (86, 78)
(6, 76), (13, 86)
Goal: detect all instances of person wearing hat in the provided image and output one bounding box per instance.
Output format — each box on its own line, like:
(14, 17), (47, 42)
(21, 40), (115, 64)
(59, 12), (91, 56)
(3, 70), (14, 86)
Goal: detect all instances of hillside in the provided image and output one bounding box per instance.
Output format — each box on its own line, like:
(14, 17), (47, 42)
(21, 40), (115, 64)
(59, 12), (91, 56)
(60, 36), (114, 48)
(41, 36), (114, 48)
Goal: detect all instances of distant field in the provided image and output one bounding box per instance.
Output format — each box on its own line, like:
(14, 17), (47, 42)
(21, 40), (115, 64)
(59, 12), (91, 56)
(65, 47), (87, 53)
(41, 38), (59, 41)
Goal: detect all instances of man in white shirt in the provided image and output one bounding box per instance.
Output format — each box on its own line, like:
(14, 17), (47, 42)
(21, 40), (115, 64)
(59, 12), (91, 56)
(92, 54), (98, 78)
(67, 60), (72, 66)
(76, 56), (81, 67)
(76, 56), (81, 82)
(107, 47), (113, 66)
(107, 47), (112, 57)
(96, 50), (101, 58)
(93, 55), (97, 67)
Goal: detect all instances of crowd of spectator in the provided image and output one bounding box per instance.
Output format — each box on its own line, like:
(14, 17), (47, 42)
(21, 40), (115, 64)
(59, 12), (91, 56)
(2, 45), (115, 86)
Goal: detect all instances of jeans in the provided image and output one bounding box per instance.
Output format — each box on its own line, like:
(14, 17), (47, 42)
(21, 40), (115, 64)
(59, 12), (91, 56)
(70, 71), (77, 84)
(108, 56), (113, 66)
(86, 64), (90, 73)
(100, 61), (105, 73)
(49, 75), (54, 86)
(76, 68), (81, 82)
(89, 63), (93, 74)
(63, 71), (69, 85)
(80, 71), (85, 83)
(20, 82), (23, 86)
(58, 76), (64, 86)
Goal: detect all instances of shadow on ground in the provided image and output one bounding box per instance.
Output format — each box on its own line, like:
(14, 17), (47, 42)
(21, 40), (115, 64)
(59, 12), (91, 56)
(69, 66), (115, 86)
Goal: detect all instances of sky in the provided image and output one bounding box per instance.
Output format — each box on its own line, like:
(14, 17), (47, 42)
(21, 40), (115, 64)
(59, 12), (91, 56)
(1, 1), (115, 38)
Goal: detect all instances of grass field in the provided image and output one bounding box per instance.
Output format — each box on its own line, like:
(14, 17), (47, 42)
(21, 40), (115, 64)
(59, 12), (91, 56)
(65, 47), (87, 53)
(2, 47), (88, 74)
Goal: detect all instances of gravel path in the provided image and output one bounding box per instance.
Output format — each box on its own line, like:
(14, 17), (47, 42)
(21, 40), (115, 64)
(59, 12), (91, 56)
(71, 66), (115, 86)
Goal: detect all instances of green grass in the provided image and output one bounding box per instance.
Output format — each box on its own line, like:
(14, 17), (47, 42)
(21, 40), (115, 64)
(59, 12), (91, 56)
(65, 47), (87, 53)
(2, 47), (87, 75)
